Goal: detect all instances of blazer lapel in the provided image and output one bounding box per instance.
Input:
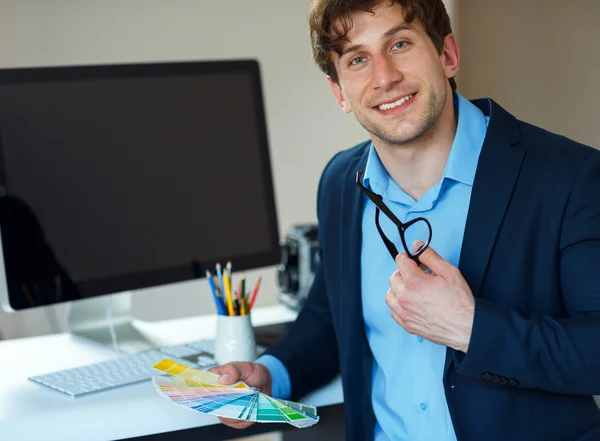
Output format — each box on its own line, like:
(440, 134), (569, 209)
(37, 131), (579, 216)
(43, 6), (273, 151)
(339, 146), (374, 429)
(339, 147), (369, 334)
(445, 99), (526, 377)
(459, 99), (525, 297)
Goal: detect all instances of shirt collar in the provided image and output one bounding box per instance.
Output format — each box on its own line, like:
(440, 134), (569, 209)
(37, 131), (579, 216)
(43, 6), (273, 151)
(362, 142), (389, 196)
(443, 92), (488, 186)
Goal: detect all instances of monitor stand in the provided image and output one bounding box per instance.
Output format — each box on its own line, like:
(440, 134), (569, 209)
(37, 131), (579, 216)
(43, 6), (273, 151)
(67, 292), (160, 353)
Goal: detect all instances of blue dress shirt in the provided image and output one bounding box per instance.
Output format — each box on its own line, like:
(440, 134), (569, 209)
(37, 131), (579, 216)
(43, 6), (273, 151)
(257, 93), (489, 439)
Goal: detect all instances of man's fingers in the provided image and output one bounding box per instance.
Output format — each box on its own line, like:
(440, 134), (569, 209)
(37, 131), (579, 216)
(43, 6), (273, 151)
(388, 269), (404, 291)
(207, 364), (236, 383)
(414, 241), (449, 275)
(410, 241), (432, 273)
(391, 310), (410, 332)
(385, 288), (400, 310)
(218, 417), (255, 429)
(395, 252), (426, 281)
(412, 240), (450, 275)
(208, 362), (254, 385)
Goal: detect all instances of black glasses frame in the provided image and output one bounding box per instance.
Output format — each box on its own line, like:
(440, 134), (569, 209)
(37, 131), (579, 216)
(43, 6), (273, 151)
(355, 169), (432, 263)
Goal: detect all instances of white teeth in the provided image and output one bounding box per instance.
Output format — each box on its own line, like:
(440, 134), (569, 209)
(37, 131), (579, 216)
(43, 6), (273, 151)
(378, 94), (413, 110)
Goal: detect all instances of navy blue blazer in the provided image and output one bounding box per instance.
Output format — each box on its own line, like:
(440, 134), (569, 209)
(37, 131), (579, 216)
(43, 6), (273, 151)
(266, 98), (600, 441)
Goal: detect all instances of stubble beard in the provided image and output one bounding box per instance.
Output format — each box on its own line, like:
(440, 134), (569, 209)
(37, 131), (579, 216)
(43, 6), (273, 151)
(357, 89), (447, 148)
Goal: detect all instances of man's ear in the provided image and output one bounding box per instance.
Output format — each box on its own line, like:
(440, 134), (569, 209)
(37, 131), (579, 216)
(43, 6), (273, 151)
(327, 76), (352, 113)
(441, 33), (460, 80)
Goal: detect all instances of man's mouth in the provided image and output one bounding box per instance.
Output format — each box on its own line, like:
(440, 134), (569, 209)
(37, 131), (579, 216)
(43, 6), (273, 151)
(375, 93), (416, 111)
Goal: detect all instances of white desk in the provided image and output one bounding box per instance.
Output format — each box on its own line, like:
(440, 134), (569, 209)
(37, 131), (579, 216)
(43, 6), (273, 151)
(0, 305), (344, 441)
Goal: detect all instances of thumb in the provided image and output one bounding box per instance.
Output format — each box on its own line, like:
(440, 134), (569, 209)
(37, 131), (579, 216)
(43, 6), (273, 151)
(413, 240), (450, 275)
(209, 362), (252, 385)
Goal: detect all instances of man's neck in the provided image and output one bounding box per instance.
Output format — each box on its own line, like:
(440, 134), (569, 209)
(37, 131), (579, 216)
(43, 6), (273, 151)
(373, 95), (458, 201)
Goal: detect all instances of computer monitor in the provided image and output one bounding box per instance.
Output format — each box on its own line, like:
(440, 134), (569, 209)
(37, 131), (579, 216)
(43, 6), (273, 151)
(0, 59), (280, 350)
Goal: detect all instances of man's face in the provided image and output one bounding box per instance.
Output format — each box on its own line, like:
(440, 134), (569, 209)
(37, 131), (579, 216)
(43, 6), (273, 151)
(329, 2), (458, 146)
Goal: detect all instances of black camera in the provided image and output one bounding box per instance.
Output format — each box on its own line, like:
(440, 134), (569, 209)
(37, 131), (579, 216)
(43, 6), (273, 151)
(277, 224), (319, 310)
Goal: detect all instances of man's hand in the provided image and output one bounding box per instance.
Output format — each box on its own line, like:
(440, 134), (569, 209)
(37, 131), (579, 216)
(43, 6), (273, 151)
(207, 362), (272, 429)
(385, 241), (475, 352)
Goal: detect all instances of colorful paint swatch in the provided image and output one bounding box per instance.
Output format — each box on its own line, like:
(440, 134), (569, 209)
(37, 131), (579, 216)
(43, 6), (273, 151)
(152, 359), (319, 428)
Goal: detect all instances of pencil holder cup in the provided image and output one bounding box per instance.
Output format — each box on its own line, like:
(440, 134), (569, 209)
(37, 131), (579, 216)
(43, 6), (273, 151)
(215, 314), (256, 365)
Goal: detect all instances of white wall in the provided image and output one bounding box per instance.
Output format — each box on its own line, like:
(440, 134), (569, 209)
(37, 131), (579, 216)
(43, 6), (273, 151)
(0, 0), (455, 339)
(456, 0), (600, 149)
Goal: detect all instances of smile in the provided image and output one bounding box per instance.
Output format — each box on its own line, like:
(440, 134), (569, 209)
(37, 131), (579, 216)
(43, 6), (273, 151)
(377, 94), (414, 111)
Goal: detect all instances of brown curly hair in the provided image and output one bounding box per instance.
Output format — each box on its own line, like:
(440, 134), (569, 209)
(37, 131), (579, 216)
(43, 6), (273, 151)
(308, 0), (457, 91)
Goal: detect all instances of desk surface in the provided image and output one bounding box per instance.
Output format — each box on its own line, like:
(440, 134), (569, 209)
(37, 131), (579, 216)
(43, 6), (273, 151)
(0, 305), (343, 441)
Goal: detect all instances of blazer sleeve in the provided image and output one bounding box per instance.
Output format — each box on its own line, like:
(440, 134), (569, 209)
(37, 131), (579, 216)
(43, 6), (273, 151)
(263, 156), (341, 401)
(455, 150), (600, 395)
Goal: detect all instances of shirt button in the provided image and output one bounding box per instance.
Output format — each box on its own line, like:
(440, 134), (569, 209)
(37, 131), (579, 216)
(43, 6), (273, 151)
(417, 336), (424, 343)
(419, 402), (428, 411)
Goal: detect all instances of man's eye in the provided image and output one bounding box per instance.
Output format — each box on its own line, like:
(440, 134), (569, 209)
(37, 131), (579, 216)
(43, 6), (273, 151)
(393, 41), (407, 50)
(350, 57), (366, 66)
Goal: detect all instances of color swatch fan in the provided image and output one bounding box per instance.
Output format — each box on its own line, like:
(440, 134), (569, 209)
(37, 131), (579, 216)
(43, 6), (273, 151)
(152, 359), (319, 428)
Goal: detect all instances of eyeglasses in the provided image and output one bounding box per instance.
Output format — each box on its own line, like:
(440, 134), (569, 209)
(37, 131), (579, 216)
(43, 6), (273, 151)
(356, 169), (432, 264)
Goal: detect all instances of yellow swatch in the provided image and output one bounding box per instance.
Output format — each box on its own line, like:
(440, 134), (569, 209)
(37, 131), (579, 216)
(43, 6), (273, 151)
(153, 359), (177, 371)
(166, 363), (189, 376)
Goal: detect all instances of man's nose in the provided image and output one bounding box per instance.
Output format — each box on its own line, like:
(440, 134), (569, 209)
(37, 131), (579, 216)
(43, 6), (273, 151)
(371, 55), (403, 90)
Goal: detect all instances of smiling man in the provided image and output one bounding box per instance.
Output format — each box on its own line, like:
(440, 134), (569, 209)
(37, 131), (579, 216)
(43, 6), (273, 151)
(210, 1), (600, 440)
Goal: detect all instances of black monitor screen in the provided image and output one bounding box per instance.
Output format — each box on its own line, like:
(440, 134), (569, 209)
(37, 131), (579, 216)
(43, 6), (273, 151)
(0, 60), (279, 310)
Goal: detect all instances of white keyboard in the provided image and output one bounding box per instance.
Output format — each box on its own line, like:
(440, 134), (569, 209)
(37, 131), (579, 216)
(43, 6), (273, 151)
(28, 339), (258, 398)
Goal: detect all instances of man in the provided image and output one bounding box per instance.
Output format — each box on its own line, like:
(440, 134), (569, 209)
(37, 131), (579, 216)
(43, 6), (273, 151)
(210, 1), (600, 440)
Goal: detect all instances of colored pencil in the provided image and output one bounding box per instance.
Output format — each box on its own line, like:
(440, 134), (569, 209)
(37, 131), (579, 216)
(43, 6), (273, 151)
(239, 275), (247, 315)
(206, 270), (226, 315)
(213, 276), (224, 304)
(236, 280), (242, 300)
(216, 263), (225, 303)
(223, 272), (234, 316)
(213, 280), (227, 312)
(239, 276), (245, 315)
(249, 276), (262, 311)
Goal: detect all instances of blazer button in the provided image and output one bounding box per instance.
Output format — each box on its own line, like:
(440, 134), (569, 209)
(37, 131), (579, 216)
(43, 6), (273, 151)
(482, 372), (493, 381)
(508, 379), (519, 387)
(500, 377), (508, 385)
(492, 375), (501, 383)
